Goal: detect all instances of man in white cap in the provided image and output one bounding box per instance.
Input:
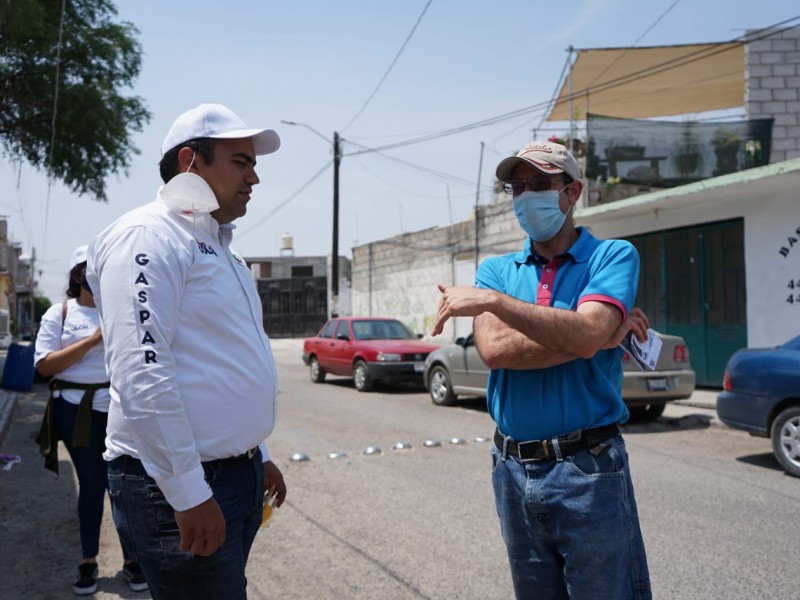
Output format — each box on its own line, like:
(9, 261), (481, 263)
(432, 141), (652, 599)
(87, 104), (286, 599)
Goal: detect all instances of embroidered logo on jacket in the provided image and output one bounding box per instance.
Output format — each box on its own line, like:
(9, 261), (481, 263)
(197, 241), (218, 256)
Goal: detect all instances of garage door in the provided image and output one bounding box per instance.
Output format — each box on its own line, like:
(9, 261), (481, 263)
(627, 219), (747, 387)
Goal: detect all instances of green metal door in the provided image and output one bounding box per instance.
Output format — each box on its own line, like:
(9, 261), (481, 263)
(627, 219), (746, 387)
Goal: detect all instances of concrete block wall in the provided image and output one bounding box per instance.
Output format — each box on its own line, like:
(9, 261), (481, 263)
(352, 221), (473, 338)
(351, 201), (525, 340)
(746, 27), (800, 162)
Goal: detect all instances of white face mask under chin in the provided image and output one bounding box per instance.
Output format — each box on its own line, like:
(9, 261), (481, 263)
(160, 171), (220, 242)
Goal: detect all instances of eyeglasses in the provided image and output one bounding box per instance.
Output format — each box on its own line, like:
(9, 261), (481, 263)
(502, 176), (565, 197)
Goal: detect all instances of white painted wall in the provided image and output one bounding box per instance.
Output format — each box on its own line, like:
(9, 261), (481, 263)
(744, 194), (799, 346)
(582, 183), (800, 349)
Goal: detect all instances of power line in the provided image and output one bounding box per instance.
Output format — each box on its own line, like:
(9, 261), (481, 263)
(340, 0), (434, 133)
(236, 160), (332, 240)
(42, 0), (67, 264)
(347, 139), (493, 189)
(350, 156), (475, 199)
(585, 0), (682, 89)
(344, 15), (800, 156)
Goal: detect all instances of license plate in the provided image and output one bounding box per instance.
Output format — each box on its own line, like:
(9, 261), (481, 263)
(646, 377), (670, 391)
(414, 362), (425, 372)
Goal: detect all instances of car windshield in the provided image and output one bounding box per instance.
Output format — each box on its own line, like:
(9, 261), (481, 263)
(352, 319), (415, 340)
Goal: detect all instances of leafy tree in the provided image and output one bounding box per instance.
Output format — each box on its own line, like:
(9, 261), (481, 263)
(0, 0), (151, 201)
(34, 295), (52, 322)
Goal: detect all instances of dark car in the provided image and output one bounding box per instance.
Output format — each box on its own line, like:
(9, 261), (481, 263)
(716, 335), (800, 478)
(424, 331), (695, 421)
(302, 317), (440, 392)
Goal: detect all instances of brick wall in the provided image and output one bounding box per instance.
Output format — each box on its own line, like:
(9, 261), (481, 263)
(746, 27), (800, 162)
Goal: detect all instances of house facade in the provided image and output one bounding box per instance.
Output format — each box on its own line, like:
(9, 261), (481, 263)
(245, 250), (352, 338)
(351, 27), (800, 388)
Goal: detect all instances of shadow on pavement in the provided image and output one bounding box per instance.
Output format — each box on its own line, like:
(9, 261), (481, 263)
(622, 413), (713, 434)
(735, 452), (784, 473)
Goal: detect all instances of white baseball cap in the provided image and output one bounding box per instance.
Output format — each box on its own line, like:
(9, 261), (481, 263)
(69, 245), (88, 269)
(161, 104), (281, 156)
(496, 141), (581, 181)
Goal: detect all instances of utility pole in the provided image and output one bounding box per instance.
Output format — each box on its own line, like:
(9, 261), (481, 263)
(474, 142), (484, 271)
(332, 132), (341, 318)
(280, 120), (342, 319)
(29, 246), (36, 337)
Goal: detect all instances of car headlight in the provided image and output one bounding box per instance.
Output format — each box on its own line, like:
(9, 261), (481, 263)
(377, 353), (402, 362)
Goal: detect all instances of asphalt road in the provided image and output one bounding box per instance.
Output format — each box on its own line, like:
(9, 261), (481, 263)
(1, 339), (797, 599)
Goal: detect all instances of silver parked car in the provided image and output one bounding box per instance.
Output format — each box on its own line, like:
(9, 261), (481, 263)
(424, 331), (695, 421)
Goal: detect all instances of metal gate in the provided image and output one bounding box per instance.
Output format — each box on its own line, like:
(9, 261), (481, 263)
(257, 276), (328, 338)
(627, 218), (747, 387)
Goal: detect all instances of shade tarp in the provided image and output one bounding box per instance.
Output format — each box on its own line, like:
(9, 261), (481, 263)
(547, 43), (745, 121)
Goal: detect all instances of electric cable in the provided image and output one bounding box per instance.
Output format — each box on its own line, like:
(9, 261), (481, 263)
(344, 14), (800, 156)
(340, 0), (434, 133)
(41, 0), (67, 264)
(236, 160), (332, 240)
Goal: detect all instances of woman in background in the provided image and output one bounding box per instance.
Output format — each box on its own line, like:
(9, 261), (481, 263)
(34, 245), (148, 596)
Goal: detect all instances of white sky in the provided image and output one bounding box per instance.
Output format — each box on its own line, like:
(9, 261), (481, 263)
(1, 0), (796, 301)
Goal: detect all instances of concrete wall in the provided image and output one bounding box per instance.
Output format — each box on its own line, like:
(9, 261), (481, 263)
(746, 27), (800, 162)
(351, 209), (525, 341)
(743, 195), (799, 346)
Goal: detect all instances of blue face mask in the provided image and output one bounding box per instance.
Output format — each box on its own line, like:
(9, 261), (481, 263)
(513, 187), (570, 242)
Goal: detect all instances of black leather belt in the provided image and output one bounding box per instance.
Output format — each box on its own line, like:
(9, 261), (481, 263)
(230, 447), (259, 461)
(204, 447), (259, 465)
(494, 424), (619, 463)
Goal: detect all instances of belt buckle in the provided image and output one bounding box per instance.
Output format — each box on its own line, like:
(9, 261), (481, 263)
(517, 440), (546, 463)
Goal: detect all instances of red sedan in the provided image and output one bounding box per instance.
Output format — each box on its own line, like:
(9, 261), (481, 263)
(302, 317), (440, 392)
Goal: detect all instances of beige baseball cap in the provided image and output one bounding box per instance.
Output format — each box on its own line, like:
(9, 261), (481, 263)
(496, 141), (580, 181)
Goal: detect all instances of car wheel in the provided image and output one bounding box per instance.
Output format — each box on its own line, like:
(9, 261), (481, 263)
(353, 361), (374, 392)
(770, 405), (800, 478)
(428, 365), (457, 406)
(627, 402), (666, 422)
(309, 357), (326, 383)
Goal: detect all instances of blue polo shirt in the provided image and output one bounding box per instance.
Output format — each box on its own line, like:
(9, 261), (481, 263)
(476, 227), (639, 441)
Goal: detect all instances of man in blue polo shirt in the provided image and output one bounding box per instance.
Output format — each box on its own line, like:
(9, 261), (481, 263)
(432, 141), (652, 599)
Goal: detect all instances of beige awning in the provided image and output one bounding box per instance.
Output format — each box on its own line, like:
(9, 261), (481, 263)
(546, 42), (745, 121)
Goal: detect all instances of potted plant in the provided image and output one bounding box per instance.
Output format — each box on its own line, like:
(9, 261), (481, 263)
(674, 122), (702, 178)
(711, 127), (740, 175)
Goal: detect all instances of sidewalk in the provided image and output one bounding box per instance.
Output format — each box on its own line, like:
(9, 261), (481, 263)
(0, 382), (143, 599)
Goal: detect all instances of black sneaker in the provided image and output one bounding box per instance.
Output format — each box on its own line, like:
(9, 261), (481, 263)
(73, 563), (98, 596)
(122, 561), (149, 592)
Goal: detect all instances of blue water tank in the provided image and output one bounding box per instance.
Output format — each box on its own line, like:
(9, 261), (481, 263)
(1, 342), (36, 392)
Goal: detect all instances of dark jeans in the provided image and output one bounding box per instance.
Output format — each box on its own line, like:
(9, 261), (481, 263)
(107, 450), (264, 600)
(492, 434), (651, 600)
(54, 397), (130, 561)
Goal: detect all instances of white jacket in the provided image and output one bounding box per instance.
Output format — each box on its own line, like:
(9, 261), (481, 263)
(87, 173), (278, 511)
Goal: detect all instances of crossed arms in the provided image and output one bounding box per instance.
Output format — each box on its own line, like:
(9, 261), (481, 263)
(432, 284), (649, 370)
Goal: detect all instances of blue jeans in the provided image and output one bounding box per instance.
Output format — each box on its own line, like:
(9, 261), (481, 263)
(492, 434), (651, 600)
(54, 397), (131, 561)
(106, 451), (264, 600)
